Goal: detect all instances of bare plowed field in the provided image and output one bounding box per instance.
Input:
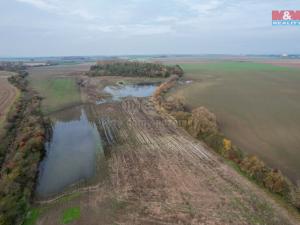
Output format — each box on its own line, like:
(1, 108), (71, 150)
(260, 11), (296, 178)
(0, 77), (17, 124)
(35, 98), (298, 225)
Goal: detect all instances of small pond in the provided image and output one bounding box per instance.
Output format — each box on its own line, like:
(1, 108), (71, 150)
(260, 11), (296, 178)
(103, 84), (157, 101)
(36, 106), (103, 198)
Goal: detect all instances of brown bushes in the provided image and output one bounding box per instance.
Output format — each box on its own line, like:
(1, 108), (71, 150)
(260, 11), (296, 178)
(187, 107), (218, 138)
(162, 98), (185, 112)
(240, 155), (290, 195)
(264, 170), (290, 194)
(153, 75), (179, 103)
(240, 155), (267, 181)
(290, 183), (300, 209)
(171, 111), (191, 129)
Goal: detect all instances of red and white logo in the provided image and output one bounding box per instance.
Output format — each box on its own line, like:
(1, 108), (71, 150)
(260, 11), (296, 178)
(272, 10), (300, 20)
(272, 10), (300, 25)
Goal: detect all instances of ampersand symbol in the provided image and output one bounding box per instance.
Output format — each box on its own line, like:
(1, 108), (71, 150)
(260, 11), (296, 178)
(283, 11), (292, 20)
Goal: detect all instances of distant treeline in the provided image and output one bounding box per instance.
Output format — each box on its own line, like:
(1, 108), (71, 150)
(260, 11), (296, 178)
(0, 62), (28, 77)
(87, 60), (184, 78)
(153, 76), (300, 211)
(0, 72), (50, 225)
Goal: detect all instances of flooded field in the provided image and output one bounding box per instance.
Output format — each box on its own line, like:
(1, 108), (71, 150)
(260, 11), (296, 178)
(96, 83), (157, 104)
(36, 105), (103, 198)
(102, 84), (157, 101)
(36, 83), (158, 198)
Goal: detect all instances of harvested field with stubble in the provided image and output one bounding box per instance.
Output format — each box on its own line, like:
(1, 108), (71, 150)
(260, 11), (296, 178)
(33, 98), (298, 225)
(0, 76), (18, 126)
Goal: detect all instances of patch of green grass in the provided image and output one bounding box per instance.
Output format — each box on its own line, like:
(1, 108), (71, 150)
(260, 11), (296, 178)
(61, 207), (81, 224)
(23, 208), (42, 225)
(180, 61), (298, 77)
(22, 193), (81, 225)
(29, 77), (81, 113)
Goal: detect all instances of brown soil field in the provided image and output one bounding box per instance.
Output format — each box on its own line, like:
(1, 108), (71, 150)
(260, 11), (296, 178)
(26, 63), (93, 78)
(0, 77), (18, 125)
(0, 71), (18, 78)
(34, 97), (299, 225)
(259, 60), (300, 69)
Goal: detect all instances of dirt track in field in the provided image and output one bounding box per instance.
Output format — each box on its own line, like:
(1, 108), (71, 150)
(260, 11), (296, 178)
(36, 97), (298, 225)
(0, 77), (17, 122)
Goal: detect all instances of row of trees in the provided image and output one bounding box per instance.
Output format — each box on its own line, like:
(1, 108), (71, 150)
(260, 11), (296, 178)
(87, 60), (184, 78)
(152, 76), (300, 210)
(0, 73), (49, 225)
(0, 62), (27, 72)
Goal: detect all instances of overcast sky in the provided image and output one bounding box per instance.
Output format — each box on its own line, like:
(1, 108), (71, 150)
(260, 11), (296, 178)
(0, 0), (300, 57)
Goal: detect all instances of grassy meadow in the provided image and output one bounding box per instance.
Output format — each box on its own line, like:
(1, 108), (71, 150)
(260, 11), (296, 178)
(29, 77), (81, 114)
(168, 61), (300, 183)
(29, 66), (85, 113)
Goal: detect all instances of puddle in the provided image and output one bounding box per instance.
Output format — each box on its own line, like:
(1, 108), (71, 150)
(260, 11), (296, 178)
(96, 99), (107, 105)
(179, 80), (193, 85)
(36, 105), (103, 198)
(102, 84), (157, 101)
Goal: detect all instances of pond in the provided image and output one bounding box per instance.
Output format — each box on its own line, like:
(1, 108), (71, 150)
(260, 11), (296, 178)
(103, 84), (157, 101)
(36, 106), (103, 198)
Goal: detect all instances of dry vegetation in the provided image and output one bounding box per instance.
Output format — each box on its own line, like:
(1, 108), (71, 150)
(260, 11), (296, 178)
(0, 77), (18, 127)
(34, 98), (298, 225)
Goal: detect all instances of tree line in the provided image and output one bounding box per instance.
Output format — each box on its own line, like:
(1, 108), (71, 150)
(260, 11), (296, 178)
(87, 60), (184, 78)
(0, 71), (50, 225)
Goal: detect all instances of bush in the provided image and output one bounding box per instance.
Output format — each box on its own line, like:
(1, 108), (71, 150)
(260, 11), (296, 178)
(263, 170), (290, 195)
(188, 107), (218, 138)
(240, 155), (267, 182)
(172, 111), (191, 129)
(290, 183), (300, 209)
(162, 98), (185, 112)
